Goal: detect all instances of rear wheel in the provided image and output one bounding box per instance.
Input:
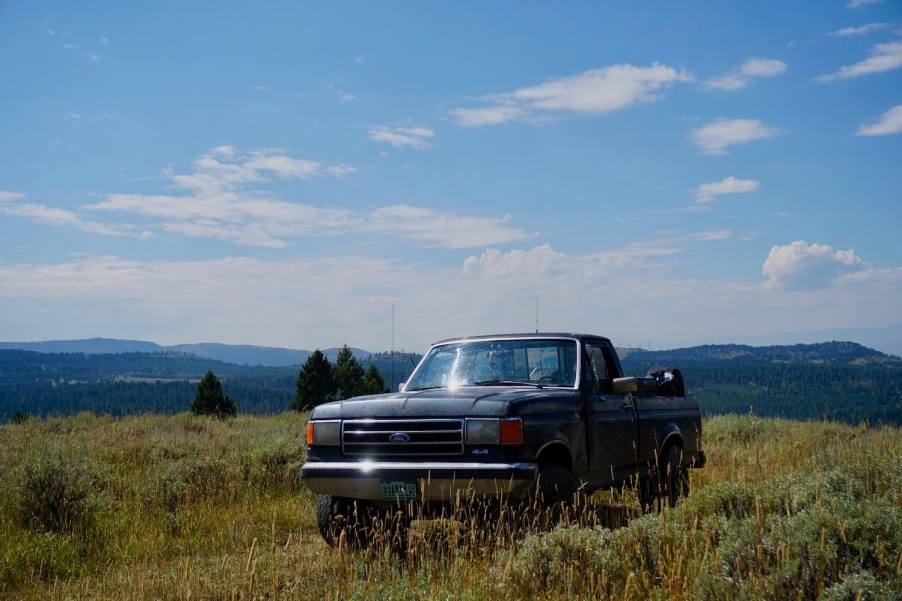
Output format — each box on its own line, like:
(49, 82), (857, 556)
(661, 445), (689, 507)
(638, 446), (689, 511)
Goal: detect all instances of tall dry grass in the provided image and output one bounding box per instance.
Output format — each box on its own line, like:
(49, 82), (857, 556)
(0, 412), (899, 600)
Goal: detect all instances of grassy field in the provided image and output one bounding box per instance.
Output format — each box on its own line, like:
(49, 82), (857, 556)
(0, 413), (899, 600)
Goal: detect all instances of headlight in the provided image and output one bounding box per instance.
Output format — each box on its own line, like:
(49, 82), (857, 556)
(306, 420), (340, 446)
(465, 418), (500, 445)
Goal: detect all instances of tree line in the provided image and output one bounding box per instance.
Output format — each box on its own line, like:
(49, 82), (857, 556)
(190, 345), (387, 418)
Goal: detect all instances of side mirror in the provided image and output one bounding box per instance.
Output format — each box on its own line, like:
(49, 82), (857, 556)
(397, 382), (407, 393)
(612, 377), (638, 395)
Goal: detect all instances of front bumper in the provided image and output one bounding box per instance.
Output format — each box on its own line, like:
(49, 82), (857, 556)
(301, 460), (538, 502)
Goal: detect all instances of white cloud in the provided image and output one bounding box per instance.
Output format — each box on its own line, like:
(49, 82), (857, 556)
(817, 41), (902, 81)
(366, 205), (527, 249)
(0, 191), (151, 239)
(449, 105), (528, 127)
(740, 58), (787, 77)
(155, 147), (355, 196)
(703, 73), (748, 91)
(691, 118), (780, 154)
(832, 22), (888, 36)
(704, 58), (786, 91)
(81, 148), (526, 248)
(693, 176), (760, 203)
(463, 229), (732, 280)
(368, 124), (435, 149)
(856, 104), (902, 136)
(451, 63), (691, 126)
(99, 35), (109, 44)
(255, 85), (270, 92)
(847, 0), (884, 8)
(762, 241), (864, 290)
(687, 229), (734, 241)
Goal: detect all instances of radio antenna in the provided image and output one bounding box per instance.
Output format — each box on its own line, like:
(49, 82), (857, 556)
(390, 304), (395, 391)
(535, 296), (539, 333)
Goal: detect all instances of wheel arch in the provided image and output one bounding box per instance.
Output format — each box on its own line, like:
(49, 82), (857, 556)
(535, 440), (573, 470)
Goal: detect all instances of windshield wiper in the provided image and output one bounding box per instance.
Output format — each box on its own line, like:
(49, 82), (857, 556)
(473, 379), (545, 388)
(406, 385), (447, 392)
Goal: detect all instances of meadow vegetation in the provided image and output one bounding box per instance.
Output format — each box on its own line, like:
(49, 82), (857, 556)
(0, 412), (899, 600)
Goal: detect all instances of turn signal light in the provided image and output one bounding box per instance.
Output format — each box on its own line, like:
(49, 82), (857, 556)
(499, 418), (524, 445)
(306, 422), (315, 445)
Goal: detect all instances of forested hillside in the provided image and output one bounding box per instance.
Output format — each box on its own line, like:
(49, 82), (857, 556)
(1, 341), (900, 423)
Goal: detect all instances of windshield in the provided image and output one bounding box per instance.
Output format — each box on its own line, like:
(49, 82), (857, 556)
(406, 338), (578, 391)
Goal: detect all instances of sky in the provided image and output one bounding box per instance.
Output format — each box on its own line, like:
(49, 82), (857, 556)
(1, 1), (901, 353)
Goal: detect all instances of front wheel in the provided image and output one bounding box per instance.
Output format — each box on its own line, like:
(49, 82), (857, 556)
(315, 495), (409, 551)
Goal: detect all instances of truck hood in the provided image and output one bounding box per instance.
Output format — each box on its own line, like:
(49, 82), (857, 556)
(309, 386), (577, 419)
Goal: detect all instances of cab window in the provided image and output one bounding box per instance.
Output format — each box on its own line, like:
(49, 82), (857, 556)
(585, 343), (618, 394)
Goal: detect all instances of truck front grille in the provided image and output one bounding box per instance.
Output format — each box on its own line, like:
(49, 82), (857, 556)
(341, 419), (464, 456)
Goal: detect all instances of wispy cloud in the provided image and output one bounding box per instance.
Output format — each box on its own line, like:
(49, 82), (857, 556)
(817, 41), (902, 81)
(363, 205), (526, 249)
(704, 58), (787, 91)
(79, 147), (527, 248)
(324, 83), (358, 103)
(847, 0), (884, 9)
(0, 190), (151, 239)
(450, 106), (527, 128)
(856, 104), (902, 136)
(693, 176), (760, 203)
(99, 35), (109, 44)
(832, 22), (888, 36)
(368, 124), (435, 149)
(450, 63), (691, 127)
(691, 119), (780, 155)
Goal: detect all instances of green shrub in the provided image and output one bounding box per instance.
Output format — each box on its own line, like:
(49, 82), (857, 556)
(819, 571), (898, 601)
(15, 457), (100, 534)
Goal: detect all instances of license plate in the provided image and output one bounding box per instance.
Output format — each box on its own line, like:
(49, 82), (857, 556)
(380, 480), (417, 502)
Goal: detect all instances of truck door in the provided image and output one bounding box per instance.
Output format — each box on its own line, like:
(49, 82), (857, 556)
(584, 342), (638, 484)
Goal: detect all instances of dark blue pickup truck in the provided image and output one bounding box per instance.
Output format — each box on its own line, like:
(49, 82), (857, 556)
(302, 333), (705, 547)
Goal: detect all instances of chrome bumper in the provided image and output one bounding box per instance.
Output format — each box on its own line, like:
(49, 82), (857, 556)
(301, 461), (538, 502)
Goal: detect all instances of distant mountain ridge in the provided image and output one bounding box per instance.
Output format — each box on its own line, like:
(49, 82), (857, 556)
(0, 338), (370, 366)
(618, 341), (900, 367)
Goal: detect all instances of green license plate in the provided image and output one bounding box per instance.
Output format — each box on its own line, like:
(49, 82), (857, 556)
(380, 480), (417, 502)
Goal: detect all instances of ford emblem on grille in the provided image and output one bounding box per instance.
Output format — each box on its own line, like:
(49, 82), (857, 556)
(388, 432), (411, 443)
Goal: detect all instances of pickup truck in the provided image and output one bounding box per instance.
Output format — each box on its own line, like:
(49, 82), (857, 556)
(301, 333), (705, 547)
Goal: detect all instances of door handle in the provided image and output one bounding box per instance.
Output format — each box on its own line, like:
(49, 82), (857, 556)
(620, 402), (633, 410)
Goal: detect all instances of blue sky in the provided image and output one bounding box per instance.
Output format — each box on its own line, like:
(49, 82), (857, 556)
(1, 1), (901, 352)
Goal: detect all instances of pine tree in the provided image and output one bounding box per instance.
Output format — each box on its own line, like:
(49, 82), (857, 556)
(363, 363), (387, 395)
(191, 371), (238, 418)
(334, 345), (366, 400)
(293, 349), (336, 411)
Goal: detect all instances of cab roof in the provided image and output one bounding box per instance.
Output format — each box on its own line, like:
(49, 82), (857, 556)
(432, 332), (611, 345)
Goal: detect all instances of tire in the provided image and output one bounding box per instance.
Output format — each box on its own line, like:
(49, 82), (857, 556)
(315, 495), (375, 550)
(315, 495), (410, 552)
(533, 464), (578, 507)
(638, 446), (689, 511)
(660, 446), (689, 508)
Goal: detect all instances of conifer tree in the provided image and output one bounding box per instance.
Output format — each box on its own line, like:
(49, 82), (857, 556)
(363, 363), (387, 394)
(334, 345), (366, 400)
(191, 371), (237, 418)
(293, 349), (336, 410)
